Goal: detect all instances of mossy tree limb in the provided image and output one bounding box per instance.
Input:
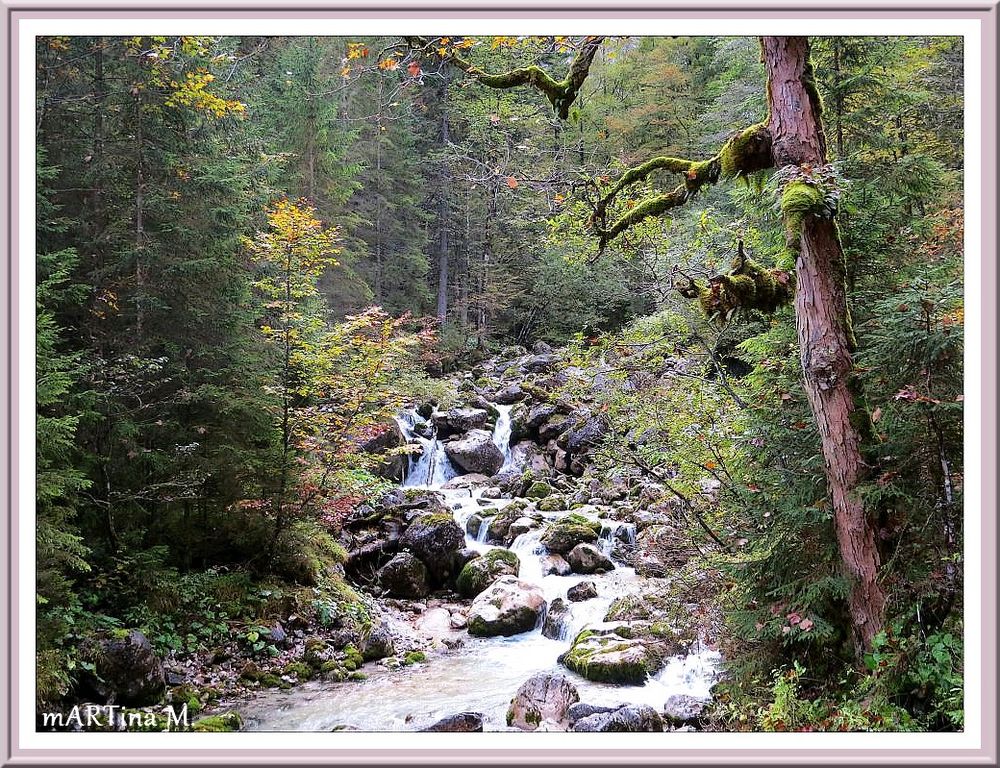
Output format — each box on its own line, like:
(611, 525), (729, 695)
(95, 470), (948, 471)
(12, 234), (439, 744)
(590, 124), (772, 251)
(406, 36), (604, 120)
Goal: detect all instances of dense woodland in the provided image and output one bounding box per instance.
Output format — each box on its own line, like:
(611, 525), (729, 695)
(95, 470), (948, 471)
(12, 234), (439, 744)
(35, 35), (964, 732)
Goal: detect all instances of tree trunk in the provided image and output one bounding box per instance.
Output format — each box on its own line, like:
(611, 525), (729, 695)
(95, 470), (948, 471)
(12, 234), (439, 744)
(436, 76), (450, 321)
(134, 89), (145, 339)
(762, 36), (886, 651)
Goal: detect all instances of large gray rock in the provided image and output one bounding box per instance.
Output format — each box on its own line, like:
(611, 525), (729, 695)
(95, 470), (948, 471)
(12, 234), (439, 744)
(541, 597), (570, 640)
(506, 672), (580, 731)
(377, 552), (430, 598)
(567, 542), (615, 574)
(420, 712), (484, 732)
(360, 621), (396, 661)
(522, 353), (559, 373)
(540, 554), (571, 576)
(532, 341), (554, 355)
(567, 581), (599, 602)
(571, 705), (664, 732)
(563, 413), (609, 454)
(527, 403), (558, 430)
(445, 430), (505, 476)
(432, 407), (489, 437)
(567, 702), (621, 726)
(400, 511), (465, 585)
(360, 421), (408, 481)
(494, 383), (528, 404)
(467, 576), (546, 637)
(85, 630), (166, 706)
(662, 694), (710, 726)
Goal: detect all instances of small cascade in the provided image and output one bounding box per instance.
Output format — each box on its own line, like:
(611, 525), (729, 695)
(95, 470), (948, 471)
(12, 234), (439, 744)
(396, 411), (458, 488)
(475, 517), (492, 545)
(597, 521), (637, 557)
(491, 404), (515, 469)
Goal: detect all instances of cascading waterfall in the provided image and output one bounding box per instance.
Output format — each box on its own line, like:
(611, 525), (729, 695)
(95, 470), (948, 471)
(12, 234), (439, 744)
(395, 411), (458, 488)
(491, 404), (515, 469)
(239, 400), (721, 732)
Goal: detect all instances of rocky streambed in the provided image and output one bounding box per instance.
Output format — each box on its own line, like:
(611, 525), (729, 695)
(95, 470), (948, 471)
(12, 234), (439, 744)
(237, 344), (726, 733)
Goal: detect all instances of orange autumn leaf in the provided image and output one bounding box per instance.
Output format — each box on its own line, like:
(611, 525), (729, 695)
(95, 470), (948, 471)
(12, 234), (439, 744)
(407, 61), (422, 76)
(506, 176), (518, 189)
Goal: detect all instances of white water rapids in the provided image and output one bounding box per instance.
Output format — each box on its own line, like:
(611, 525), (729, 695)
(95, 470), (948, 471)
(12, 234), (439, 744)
(240, 406), (721, 731)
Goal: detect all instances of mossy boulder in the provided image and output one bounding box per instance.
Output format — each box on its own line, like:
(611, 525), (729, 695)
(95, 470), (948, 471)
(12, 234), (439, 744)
(342, 644), (365, 671)
(541, 514), (601, 555)
(281, 662), (313, 681)
(191, 711), (243, 732)
(456, 549), (521, 598)
(558, 626), (658, 685)
(526, 481), (553, 499)
(402, 650), (427, 666)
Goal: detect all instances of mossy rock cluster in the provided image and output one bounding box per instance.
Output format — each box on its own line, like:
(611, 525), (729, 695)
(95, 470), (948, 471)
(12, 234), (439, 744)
(604, 587), (700, 648)
(402, 650), (427, 665)
(537, 494), (567, 512)
(455, 549), (521, 598)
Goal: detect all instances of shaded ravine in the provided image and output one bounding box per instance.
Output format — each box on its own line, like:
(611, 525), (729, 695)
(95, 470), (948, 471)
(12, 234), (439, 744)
(240, 406), (721, 732)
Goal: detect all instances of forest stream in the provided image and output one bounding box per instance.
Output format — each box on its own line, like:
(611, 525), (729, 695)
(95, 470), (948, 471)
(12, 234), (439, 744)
(238, 401), (721, 731)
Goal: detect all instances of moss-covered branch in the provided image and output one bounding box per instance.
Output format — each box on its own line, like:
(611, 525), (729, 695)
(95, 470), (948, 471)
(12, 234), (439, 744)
(592, 184), (692, 251)
(673, 242), (794, 324)
(407, 36), (604, 119)
(591, 123), (772, 250)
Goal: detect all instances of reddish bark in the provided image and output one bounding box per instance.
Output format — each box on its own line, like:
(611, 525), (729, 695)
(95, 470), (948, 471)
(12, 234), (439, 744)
(762, 36), (886, 650)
